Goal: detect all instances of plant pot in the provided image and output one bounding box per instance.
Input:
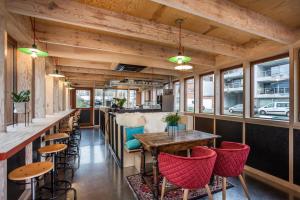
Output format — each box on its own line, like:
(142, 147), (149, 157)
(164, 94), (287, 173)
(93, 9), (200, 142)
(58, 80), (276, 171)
(167, 125), (178, 136)
(14, 102), (29, 114)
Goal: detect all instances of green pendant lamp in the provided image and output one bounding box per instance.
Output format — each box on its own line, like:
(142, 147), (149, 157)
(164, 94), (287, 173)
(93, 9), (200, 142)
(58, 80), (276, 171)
(18, 17), (48, 58)
(168, 19), (192, 70)
(48, 57), (65, 78)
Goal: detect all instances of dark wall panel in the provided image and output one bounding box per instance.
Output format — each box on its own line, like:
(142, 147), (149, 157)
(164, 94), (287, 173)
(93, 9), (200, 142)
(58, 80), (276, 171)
(246, 123), (289, 181)
(195, 117), (214, 134)
(215, 119), (242, 147)
(294, 129), (300, 185)
(7, 148), (26, 200)
(32, 137), (41, 162)
(79, 109), (91, 124)
(94, 109), (100, 125)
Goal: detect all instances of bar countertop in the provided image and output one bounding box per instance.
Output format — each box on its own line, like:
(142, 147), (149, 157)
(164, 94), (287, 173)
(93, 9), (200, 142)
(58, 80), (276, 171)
(0, 109), (75, 160)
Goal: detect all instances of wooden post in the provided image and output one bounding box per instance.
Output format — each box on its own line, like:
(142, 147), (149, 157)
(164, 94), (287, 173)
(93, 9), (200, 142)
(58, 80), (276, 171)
(46, 75), (54, 114)
(0, 16), (7, 132)
(180, 78), (185, 113)
(34, 57), (46, 118)
(53, 78), (59, 113)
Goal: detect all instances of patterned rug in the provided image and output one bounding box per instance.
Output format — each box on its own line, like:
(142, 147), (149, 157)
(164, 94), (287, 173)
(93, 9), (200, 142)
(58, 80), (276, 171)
(126, 174), (233, 200)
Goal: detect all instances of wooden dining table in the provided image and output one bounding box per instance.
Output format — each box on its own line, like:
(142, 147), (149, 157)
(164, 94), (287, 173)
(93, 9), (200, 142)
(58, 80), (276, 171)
(134, 130), (220, 200)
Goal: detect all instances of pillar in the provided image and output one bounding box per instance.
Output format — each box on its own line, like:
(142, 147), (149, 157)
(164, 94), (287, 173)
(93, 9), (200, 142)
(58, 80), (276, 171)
(34, 57), (46, 118)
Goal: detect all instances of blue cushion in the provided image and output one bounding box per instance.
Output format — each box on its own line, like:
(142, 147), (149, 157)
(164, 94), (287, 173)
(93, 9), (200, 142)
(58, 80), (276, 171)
(125, 139), (141, 150)
(125, 126), (144, 141)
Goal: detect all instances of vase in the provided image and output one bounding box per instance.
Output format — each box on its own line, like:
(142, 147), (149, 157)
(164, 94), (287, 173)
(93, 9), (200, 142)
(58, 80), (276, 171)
(167, 125), (178, 137)
(14, 102), (29, 114)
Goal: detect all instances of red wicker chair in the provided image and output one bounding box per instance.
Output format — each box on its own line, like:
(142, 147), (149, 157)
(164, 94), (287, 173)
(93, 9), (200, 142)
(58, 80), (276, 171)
(212, 141), (250, 200)
(158, 146), (216, 200)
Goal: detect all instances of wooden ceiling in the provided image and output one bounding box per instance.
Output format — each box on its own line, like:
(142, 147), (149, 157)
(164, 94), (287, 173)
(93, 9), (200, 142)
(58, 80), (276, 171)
(4, 0), (300, 88)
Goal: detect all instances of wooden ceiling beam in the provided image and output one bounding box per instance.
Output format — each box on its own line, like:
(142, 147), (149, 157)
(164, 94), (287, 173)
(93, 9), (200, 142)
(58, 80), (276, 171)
(58, 65), (169, 80)
(151, 0), (297, 44)
(6, 0), (246, 57)
(35, 22), (215, 67)
(56, 58), (181, 77)
(46, 44), (179, 70)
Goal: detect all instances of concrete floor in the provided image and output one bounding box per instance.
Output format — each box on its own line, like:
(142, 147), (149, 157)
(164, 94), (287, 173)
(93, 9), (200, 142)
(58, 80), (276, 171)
(70, 128), (300, 200)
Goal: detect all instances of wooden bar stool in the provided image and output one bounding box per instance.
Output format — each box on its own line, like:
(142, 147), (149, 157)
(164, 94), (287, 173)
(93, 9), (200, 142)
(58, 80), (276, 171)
(8, 162), (53, 200)
(44, 133), (70, 143)
(39, 144), (77, 199)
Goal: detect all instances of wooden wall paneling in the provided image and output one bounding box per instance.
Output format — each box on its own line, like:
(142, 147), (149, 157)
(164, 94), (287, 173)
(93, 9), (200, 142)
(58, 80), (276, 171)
(53, 78), (59, 113)
(16, 46), (32, 122)
(45, 75), (54, 114)
(246, 123), (289, 181)
(34, 57), (46, 118)
(215, 119), (243, 146)
(0, 17), (7, 132)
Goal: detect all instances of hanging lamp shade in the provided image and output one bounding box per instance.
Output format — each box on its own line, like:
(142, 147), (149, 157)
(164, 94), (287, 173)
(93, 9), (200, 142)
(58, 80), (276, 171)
(48, 69), (65, 78)
(18, 18), (48, 58)
(168, 19), (192, 70)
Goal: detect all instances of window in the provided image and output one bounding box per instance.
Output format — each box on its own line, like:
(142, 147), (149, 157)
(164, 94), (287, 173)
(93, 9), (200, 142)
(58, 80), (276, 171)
(252, 56), (289, 121)
(104, 89), (128, 107)
(222, 67), (243, 116)
(200, 73), (214, 113)
(76, 90), (91, 108)
(129, 90), (136, 108)
(174, 81), (180, 112)
(94, 89), (104, 108)
(185, 78), (194, 112)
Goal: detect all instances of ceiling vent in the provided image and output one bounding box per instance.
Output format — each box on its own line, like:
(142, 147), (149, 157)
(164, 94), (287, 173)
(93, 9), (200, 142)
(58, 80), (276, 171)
(115, 63), (146, 72)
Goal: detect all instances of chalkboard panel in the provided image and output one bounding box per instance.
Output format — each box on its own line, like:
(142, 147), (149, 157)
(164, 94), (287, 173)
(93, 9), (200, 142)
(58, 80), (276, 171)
(294, 129), (300, 185)
(195, 117), (214, 134)
(79, 109), (91, 124)
(215, 119), (242, 147)
(246, 123), (289, 181)
(7, 148), (26, 200)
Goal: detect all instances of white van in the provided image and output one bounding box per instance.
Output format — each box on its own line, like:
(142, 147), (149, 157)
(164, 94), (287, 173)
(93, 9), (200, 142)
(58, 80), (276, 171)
(258, 102), (289, 116)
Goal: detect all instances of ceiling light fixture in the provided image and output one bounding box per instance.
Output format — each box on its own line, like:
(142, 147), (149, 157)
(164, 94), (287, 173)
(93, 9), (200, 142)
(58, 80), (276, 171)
(168, 19), (192, 70)
(48, 57), (65, 78)
(18, 17), (48, 58)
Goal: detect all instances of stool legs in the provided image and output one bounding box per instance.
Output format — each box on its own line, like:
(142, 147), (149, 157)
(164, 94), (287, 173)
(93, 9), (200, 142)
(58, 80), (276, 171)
(238, 175), (251, 200)
(31, 178), (35, 200)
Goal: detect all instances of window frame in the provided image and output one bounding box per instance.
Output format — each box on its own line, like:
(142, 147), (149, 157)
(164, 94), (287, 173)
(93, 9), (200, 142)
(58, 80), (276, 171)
(220, 65), (244, 116)
(250, 53), (290, 121)
(184, 76), (195, 112)
(199, 72), (214, 114)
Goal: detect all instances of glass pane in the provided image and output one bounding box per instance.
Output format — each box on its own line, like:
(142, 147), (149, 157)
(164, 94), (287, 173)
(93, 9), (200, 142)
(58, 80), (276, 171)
(223, 67), (243, 116)
(94, 89), (104, 108)
(185, 78), (194, 112)
(76, 90), (91, 108)
(174, 82), (180, 112)
(253, 57), (289, 121)
(129, 90), (136, 108)
(201, 74), (214, 113)
(104, 89), (114, 107)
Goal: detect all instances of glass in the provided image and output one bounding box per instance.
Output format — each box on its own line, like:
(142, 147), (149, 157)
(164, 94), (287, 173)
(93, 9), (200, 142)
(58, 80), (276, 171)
(76, 90), (91, 108)
(185, 78), (194, 112)
(222, 67), (243, 116)
(253, 57), (289, 121)
(94, 89), (104, 108)
(174, 81), (180, 112)
(201, 74), (214, 113)
(129, 90), (136, 108)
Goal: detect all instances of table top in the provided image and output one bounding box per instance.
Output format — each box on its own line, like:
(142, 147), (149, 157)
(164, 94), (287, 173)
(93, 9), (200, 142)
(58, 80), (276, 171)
(134, 130), (220, 149)
(0, 109), (75, 160)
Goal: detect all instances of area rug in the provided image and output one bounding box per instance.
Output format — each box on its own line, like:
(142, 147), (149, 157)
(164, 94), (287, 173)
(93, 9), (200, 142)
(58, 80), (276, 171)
(126, 174), (233, 200)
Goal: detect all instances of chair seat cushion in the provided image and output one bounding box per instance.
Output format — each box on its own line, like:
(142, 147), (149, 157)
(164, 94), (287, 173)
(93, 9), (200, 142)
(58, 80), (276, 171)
(125, 139), (141, 150)
(125, 126), (144, 141)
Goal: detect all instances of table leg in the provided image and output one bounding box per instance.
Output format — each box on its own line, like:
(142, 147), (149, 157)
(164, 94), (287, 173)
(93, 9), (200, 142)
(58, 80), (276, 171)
(140, 147), (146, 176)
(151, 148), (159, 200)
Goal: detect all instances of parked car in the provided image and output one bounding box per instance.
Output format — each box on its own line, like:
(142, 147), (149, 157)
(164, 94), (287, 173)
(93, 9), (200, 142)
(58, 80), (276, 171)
(258, 102), (289, 116)
(228, 104), (243, 113)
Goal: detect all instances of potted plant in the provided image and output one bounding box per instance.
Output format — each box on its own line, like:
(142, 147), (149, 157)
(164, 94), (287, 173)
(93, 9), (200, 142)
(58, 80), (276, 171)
(113, 98), (127, 109)
(164, 113), (181, 136)
(11, 90), (30, 113)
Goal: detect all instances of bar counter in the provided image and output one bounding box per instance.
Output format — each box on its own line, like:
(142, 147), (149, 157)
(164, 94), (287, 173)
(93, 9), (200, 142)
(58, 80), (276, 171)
(0, 109), (75, 200)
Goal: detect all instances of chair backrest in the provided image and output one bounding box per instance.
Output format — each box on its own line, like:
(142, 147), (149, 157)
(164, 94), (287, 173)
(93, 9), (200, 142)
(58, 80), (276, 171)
(213, 141), (250, 177)
(158, 147), (216, 189)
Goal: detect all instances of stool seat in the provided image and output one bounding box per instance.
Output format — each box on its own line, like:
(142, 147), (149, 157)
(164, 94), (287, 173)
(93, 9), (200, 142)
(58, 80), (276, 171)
(8, 162), (53, 181)
(59, 128), (71, 132)
(44, 133), (69, 142)
(38, 144), (67, 154)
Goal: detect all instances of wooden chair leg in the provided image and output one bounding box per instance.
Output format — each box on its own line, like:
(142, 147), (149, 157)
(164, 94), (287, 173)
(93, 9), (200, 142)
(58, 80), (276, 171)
(222, 177), (227, 200)
(183, 189), (189, 200)
(161, 177), (166, 200)
(238, 174), (251, 200)
(205, 184), (213, 200)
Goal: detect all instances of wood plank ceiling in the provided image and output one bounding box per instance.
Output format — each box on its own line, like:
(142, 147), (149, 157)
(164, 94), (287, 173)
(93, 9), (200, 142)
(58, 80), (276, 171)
(4, 0), (300, 88)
